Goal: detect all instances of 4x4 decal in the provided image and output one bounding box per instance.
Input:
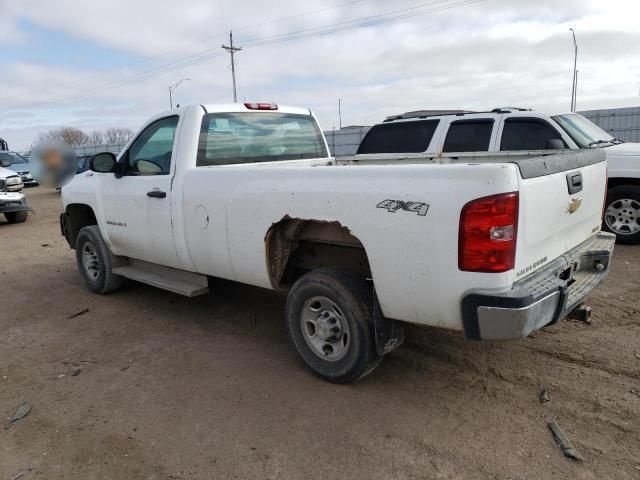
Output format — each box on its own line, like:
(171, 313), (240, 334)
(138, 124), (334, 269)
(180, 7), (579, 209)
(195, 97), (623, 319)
(376, 199), (429, 217)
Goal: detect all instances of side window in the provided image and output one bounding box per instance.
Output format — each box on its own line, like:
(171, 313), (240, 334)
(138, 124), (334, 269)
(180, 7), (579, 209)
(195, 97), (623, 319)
(357, 120), (439, 154)
(125, 116), (179, 175)
(500, 118), (567, 151)
(442, 120), (494, 152)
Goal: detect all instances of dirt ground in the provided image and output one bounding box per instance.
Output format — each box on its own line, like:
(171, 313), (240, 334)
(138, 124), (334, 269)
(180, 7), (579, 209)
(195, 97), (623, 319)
(1, 187), (639, 480)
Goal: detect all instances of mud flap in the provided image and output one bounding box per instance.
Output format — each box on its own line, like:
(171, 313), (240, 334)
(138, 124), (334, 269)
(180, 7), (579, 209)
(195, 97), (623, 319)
(373, 288), (404, 356)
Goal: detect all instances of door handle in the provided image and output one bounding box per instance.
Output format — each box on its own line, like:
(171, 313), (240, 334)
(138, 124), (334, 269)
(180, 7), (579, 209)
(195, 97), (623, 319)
(566, 172), (583, 194)
(147, 190), (166, 198)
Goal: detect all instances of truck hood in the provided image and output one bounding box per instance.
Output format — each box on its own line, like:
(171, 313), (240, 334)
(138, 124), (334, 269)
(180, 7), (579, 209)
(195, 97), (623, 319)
(604, 142), (640, 157)
(0, 166), (19, 179)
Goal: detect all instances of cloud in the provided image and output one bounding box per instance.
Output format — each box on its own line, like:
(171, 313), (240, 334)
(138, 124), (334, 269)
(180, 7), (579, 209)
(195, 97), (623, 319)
(1, 0), (639, 148)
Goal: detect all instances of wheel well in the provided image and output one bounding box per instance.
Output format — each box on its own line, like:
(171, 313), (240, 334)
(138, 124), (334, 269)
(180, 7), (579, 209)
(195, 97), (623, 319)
(265, 218), (371, 290)
(64, 204), (97, 249)
(608, 177), (640, 189)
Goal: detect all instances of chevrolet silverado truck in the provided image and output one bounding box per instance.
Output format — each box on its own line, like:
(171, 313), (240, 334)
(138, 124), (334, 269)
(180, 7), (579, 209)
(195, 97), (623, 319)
(350, 107), (640, 244)
(0, 157), (29, 224)
(60, 103), (615, 383)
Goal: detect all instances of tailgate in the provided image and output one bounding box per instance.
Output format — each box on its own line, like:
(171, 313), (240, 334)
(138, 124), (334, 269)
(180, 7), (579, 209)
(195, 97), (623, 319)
(514, 150), (607, 280)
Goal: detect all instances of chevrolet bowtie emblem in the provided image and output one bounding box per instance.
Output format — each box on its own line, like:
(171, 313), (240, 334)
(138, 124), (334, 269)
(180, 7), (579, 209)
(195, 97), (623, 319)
(567, 197), (582, 214)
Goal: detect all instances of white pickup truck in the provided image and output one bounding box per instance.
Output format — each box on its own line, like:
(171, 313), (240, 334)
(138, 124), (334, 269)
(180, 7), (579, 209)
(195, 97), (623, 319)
(0, 157), (29, 224)
(60, 102), (615, 383)
(351, 107), (640, 244)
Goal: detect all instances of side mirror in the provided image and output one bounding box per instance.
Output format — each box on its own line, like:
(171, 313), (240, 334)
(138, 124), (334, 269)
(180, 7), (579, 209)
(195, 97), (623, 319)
(0, 159), (11, 167)
(89, 152), (117, 173)
(546, 138), (565, 150)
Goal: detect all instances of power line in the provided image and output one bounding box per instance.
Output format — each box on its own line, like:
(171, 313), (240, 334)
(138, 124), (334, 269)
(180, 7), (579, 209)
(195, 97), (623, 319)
(9, 0), (485, 109)
(14, 0), (369, 101)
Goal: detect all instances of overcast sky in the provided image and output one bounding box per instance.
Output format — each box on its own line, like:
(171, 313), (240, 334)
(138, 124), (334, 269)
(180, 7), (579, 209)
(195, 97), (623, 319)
(1, 0), (639, 149)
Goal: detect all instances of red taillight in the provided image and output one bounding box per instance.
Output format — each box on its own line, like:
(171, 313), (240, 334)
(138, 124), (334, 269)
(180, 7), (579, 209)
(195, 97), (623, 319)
(244, 102), (278, 110)
(459, 192), (519, 273)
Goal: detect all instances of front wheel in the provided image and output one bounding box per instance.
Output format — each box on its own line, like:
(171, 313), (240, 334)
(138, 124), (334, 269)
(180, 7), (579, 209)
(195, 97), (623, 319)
(75, 226), (123, 294)
(603, 185), (640, 244)
(285, 268), (382, 383)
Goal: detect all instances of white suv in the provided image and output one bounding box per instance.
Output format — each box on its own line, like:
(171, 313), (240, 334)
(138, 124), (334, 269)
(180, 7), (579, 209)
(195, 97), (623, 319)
(356, 108), (640, 244)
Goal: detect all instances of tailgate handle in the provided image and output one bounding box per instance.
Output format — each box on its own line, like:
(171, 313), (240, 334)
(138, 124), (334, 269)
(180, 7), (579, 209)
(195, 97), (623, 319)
(566, 172), (583, 194)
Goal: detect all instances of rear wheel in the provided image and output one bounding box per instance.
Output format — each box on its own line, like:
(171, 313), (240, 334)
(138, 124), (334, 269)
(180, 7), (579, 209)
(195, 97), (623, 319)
(75, 226), (123, 294)
(603, 185), (640, 244)
(4, 211), (28, 223)
(285, 268), (382, 383)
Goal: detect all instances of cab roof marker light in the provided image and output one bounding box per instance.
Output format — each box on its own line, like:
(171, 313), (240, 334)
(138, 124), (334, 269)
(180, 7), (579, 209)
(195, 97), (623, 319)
(244, 102), (278, 110)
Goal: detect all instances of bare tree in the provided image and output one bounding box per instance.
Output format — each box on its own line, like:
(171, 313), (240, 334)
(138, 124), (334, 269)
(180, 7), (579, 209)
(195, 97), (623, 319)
(36, 127), (89, 146)
(88, 130), (104, 145)
(104, 127), (134, 144)
(35, 126), (135, 147)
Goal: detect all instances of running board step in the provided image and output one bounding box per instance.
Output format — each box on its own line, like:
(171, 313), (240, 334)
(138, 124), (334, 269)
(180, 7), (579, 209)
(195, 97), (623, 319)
(113, 259), (209, 297)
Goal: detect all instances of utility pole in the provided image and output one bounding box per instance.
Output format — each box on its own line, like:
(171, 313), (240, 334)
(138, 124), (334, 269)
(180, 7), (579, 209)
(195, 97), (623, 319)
(222, 30), (242, 102)
(338, 98), (342, 129)
(570, 28), (578, 112)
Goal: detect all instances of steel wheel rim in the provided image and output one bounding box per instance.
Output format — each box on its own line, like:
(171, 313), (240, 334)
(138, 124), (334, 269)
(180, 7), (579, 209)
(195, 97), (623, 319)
(81, 241), (101, 281)
(300, 296), (351, 362)
(605, 198), (640, 235)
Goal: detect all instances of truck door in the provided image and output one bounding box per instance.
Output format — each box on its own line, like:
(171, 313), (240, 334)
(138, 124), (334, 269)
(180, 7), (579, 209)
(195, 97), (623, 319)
(98, 115), (182, 269)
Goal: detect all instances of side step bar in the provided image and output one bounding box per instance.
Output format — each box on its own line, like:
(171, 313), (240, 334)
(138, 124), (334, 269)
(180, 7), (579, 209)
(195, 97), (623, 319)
(113, 259), (209, 297)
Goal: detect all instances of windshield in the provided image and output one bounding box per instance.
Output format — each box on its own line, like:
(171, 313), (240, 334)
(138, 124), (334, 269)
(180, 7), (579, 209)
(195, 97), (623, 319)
(197, 112), (328, 166)
(552, 114), (614, 148)
(0, 152), (27, 165)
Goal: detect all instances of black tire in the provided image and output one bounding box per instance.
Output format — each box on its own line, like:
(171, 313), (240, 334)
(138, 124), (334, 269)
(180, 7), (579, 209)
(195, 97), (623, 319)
(4, 211), (28, 223)
(603, 185), (640, 245)
(285, 268), (382, 383)
(75, 225), (124, 294)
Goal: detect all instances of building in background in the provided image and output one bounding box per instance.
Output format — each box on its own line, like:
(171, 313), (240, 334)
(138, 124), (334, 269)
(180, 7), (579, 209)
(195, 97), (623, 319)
(579, 106), (640, 143)
(323, 126), (371, 157)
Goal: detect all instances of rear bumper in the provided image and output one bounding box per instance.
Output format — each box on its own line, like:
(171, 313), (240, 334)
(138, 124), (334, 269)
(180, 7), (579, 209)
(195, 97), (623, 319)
(461, 232), (616, 340)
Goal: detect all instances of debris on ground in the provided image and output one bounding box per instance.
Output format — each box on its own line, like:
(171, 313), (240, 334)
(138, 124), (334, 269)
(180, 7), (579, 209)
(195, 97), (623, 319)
(631, 389), (640, 398)
(72, 367), (82, 377)
(548, 419), (585, 461)
(66, 308), (89, 320)
(539, 387), (550, 404)
(41, 243), (50, 247)
(568, 304), (592, 324)
(634, 353), (640, 360)
(4, 402), (32, 429)
(10, 472), (25, 480)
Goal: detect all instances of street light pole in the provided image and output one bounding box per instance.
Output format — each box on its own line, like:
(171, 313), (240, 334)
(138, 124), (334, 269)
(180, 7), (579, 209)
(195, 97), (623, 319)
(570, 28), (578, 112)
(169, 78), (191, 109)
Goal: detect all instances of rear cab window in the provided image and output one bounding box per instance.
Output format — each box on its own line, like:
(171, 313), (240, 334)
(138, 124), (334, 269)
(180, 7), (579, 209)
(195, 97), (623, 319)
(197, 112), (328, 166)
(442, 119), (494, 152)
(357, 120), (439, 154)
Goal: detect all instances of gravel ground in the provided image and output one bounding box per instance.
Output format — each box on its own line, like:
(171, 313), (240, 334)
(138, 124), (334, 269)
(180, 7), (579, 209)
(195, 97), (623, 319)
(1, 187), (639, 480)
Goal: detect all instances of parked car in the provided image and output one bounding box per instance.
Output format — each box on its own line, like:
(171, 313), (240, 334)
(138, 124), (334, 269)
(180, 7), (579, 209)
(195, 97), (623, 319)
(60, 103), (614, 383)
(353, 107), (640, 244)
(0, 158), (29, 223)
(0, 151), (38, 186)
